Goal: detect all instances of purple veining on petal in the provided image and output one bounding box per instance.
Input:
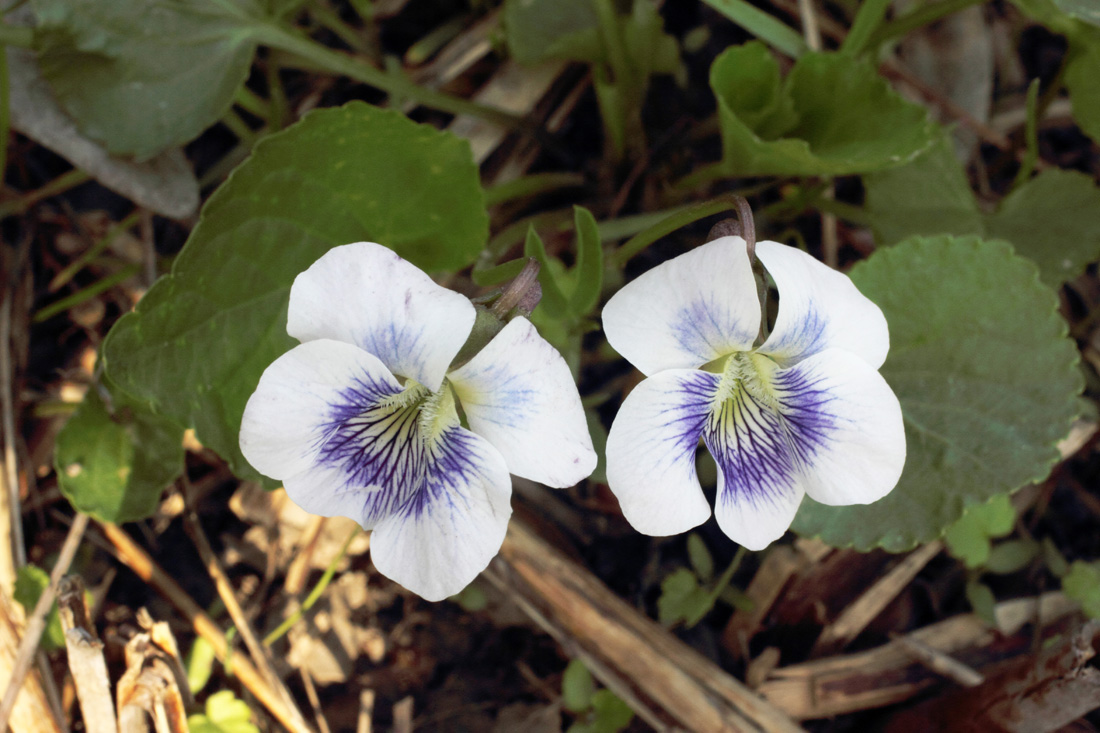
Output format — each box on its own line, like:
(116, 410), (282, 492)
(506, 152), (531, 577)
(763, 300), (827, 362)
(670, 296), (758, 363)
(657, 371), (720, 466)
(315, 372), (428, 526)
(703, 361), (835, 511)
(360, 316), (429, 382)
(398, 426), (487, 523)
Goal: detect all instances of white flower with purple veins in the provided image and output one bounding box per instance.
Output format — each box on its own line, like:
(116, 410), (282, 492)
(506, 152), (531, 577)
(240, 243), (596, 601)
(603, 236), (905, 550)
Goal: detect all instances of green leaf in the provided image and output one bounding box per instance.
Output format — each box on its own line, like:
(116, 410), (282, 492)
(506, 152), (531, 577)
(103, 104), (487, 481)
(589, 689), (635, 733)
(984, 539), (1039, 575)
(793, 237), (1082, 551)
(524, 226), (570, 319)
(562, 658), (595, 714)
(622, 0), (682, 79)
(32, 0), (269, 159)
(186, 637), (218, 695)
(54, 378), (183, 523)
(944, 494), (1016, 568)
(987, 169), (1100, 288)
(450, 582), (489, 612)
(863, 131), (984, 246)
(1054, 0), (1100, 26)
(570, 206), (604, 317)
(698, 0), (809, 59)
(1063, 561), (1100, 618)
(1042, 536), (1070, 577)
(188, 690), (260, 733)
(965, 579), (998, 626)
(656, 568), (713, 627)
(504, 0), (601, 65)
(585, 407), (608, 484)
(706, 42), (934, 178)
(686, 533), (714, 582)
(13, 566), (65, 650)
(1065, 42), (1100, 147)
(865, 137), (1100, 288)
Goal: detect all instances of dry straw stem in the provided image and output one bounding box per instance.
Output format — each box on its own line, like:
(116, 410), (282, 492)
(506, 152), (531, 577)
(813, 540), (944, 656)
(97, 521), (313, 733)
(58, 576), (116, 733)
(889, 619), (1100, 732)
(116, 615), (190, 733)
(486, 520), (804, 733)
(182, 503), (311, 732)
(0, 513), (87, 732)
(757, 592), (1078, 720)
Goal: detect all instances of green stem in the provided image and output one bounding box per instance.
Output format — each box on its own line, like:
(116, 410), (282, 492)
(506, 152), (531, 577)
(309, 1), (373, 54)
(233, 85), (271, 121)
(592, 0), (632, 89)
(254, 24), (528, 131)
(867, 0), (987, 48)
(0, 169), (92, 219)
(841, 0), (892, 56)
(33, 263), (141, 323)
(220, 108), (260, 143)
(1011, 78), (1041, 190)
(703, 546), (747, 610)
(699, 0), (808, 59)
(49, 211), (142, 292)
(482, 172), (585, 208)
(611, 196), (747, 267)
(263, 527), (361, 646)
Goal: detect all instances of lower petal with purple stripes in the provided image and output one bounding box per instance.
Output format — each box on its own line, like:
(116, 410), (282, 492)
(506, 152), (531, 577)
(370, 422), (512, 602)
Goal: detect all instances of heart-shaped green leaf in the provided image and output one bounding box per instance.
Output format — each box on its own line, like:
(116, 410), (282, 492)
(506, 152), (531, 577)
(704, 42), (935, 178)
(103, 104), (487, 481)
(793, 236), (1081, 551)
(32, 0), (272, 159)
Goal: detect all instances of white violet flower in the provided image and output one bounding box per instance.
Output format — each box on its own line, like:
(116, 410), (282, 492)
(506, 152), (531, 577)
(240, 242), (596, 601)
(602, 236), (905, 550)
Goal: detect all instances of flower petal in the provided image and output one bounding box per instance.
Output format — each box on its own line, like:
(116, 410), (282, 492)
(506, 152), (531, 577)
(771, 348), (905, 506)
(756, 240), (889, 369)
(287, 242), (476, 390)
(370, 423), (512, 602)
(239, 338), (427, 528)
(448, 318), (596, 488)
(605, 370), (715, 535)
(602, 236), (760, 376)
(703, 383), (806, 550)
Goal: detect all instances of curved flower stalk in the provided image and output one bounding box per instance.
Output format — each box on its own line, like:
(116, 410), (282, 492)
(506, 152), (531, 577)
(240, 243), (596, 601)
(603, 236), (905, 550)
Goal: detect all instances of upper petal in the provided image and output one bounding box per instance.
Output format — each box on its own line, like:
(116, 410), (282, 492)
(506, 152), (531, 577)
(448, 317), (596, 488)
(287, 242), (476, 391)
(703, 381), (806, 550)
(771, 348), (905, 506)
(602, 236), (760, 376)
(605, 370), (716, 535)
(239, 338), (427, 528)
(756, 240), (889, 369)
(370, 420), (512, 602)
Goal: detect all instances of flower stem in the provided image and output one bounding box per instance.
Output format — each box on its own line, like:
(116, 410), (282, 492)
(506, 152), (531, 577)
(263, 526), (361, 647)
(253, 24), (530, 132)
(866, 0), (987, 49)
(702, 546), (747, 613)
(612, 194), (753, 268)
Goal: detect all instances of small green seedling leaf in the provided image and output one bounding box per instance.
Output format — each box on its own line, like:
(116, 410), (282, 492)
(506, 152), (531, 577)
(562, 658), (595, 714)
(686, 533), (714, 583)
(32, 0), (269, 158)
(944, 494), (1016, 569)
(966, 579), (998, 627)
(794, 237), (1082, 551)
(450, 582), (488, 612)
(985, 540), (1040, 575)
(1063, 561), (1100, 619)
(656, 568), (713, 627)
(54, 378), (183, 524)
(1042, 537), (1070, 578)
(504, 0), (601, 65)
(524, 226), (570, 319)
(103, 104), (487, 482)
(189, 690), (260, 733)
(187, 637), (218, 695)
(570, 206), (604, 317)
(587, 689), (635, 733)
(13, 566), (65, 650)
(704, 42), (934, 178)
